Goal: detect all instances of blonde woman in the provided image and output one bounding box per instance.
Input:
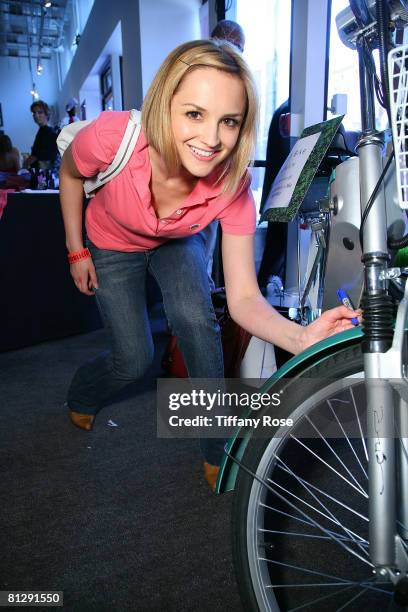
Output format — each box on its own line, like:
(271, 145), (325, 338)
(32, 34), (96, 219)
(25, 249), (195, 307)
(59, 40), (358, 489)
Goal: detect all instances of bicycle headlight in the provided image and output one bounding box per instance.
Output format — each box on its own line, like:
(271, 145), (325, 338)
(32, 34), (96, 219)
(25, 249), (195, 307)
(337, 0), (408, 49)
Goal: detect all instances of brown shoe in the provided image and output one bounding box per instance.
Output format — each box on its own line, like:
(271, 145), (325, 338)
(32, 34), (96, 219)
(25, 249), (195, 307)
(69, 410), (95, 431)
(203, 462), (220, 491)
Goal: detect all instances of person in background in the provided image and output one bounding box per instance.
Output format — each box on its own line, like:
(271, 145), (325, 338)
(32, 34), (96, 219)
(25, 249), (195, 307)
(60, 98), (80, 129)
(0, 134), (20, 173)
(25, 100), (58, 169)
(202, 19), (246, 289)
(211, 19), (245, 52)
(257, 99), (291, 289)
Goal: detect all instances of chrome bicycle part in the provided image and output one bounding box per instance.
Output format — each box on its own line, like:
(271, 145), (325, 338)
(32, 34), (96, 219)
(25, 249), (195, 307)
(336, 0), (408, 50)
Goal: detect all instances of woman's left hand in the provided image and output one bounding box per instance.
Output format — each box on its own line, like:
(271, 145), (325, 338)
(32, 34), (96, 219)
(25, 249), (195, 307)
(300, 305), (362, 352)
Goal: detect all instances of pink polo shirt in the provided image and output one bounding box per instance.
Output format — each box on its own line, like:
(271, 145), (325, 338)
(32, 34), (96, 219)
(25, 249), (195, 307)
(71, 111), (256, 252)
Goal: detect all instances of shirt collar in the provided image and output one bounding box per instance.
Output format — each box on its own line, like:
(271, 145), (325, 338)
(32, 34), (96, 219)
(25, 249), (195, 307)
(184, 167), (225, 206)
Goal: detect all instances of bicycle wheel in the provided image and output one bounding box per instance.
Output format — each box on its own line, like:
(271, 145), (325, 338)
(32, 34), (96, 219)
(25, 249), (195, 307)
(232, 344), (397, 612)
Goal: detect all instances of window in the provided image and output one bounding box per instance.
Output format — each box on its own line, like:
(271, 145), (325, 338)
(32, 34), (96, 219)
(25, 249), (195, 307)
(327, 0), (388, 132)
(80, 100), (86, 120)
(101, 63), (113, 111)
(236, 0), (292, 212)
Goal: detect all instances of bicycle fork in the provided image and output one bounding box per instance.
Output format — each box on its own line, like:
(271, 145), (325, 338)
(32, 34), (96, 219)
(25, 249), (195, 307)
(357, 44), (408, 589)
(363, 275), (408, 580)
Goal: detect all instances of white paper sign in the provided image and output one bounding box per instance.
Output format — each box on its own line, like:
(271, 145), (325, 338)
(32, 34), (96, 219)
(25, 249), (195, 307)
(264, 131), (321, 210)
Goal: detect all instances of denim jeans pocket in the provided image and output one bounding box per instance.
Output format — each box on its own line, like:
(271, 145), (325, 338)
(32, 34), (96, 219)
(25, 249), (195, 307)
(86, 241), (123, 268)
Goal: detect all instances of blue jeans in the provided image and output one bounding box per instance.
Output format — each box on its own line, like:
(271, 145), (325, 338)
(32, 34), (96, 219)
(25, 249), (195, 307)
(200, 220), (219, 291)
(67, 234), (225, 465)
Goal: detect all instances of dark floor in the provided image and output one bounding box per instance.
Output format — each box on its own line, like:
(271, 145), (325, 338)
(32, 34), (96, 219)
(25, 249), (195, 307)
(0, 312), (243, 612)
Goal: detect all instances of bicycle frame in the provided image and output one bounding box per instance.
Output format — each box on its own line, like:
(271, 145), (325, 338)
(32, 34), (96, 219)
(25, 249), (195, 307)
(219, 0), (408, 590)
(353, 11), (408, 577)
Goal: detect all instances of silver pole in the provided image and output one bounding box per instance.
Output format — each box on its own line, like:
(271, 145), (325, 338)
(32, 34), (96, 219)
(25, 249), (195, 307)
(357, 48), (396, 568)
(357, 140), (389, 255)
(366, 380), (396, 565)
(358, 44), (376, 133)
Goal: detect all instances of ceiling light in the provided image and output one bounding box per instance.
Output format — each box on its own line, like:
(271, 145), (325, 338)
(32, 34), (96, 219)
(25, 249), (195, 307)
(44, 1), (52, 7)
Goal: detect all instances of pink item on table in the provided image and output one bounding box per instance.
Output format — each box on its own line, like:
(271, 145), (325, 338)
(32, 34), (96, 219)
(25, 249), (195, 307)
(0, 189), (16, 219)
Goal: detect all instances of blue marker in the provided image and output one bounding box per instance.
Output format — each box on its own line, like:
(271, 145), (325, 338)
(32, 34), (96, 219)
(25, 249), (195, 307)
(336, 288), (359, 326)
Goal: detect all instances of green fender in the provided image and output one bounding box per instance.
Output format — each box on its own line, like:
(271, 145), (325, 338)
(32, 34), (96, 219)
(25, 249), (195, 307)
(215, 326), (363, 494)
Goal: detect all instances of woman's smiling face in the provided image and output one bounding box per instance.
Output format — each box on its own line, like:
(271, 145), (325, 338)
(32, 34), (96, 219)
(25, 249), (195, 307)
(170, 67), (247, 178)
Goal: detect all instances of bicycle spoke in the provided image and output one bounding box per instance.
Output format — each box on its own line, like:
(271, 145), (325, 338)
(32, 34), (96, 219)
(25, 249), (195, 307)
(400, 535), (408, 551)
(359, 581), (392, 592)
(273, 455), (369, 555)
(397, 519), (408, 535)
(260, 529), (368, 545)
(260, 502), (317, 529)
(327, 398), (368, 480)
(268, 477), (356, 536)
(268, 476), (368, 546)
(264, 477), (371, 566)
(397, 435), (408, 465)
(277, 463), (369, 523)
(260, 502), (358, 542)
(350, 386), (368, 462)
(336, 587), (368, 611)
(272, 582), (358, 588)
(395, 423), (408, 532)
(287, 584), (358, 612)
(264, 559), (389, 594)
(287, 577), (392, 612)
(262, 557), (355, 584)
(304, 414), (367, 496)
(290, 435), (368, 497)
(263, 559), (392, 597)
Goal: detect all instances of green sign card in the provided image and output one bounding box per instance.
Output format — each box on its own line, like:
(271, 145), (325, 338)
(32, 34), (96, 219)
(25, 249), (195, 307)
(261, 115), (344, 223)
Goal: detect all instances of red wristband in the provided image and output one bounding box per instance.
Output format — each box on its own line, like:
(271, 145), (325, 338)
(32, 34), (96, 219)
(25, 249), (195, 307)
(68, 247), (91, 264)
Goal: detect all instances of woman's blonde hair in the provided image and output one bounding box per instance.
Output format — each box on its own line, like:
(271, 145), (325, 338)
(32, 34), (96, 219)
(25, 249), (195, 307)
(142, 39), (258, 195)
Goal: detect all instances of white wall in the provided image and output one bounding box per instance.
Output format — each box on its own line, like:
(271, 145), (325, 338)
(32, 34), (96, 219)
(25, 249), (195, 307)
(0, 56), (59, 155)
(139, 0), (201, 97)
(290, 0), (329, 135)
(58, 0), (78, 86)
(57, 0), (142, 116)
(111, 52), (123, 111)
(71, 22), (123, 121)
(79, 75), (101, 120)
(57, 0), (201, 120)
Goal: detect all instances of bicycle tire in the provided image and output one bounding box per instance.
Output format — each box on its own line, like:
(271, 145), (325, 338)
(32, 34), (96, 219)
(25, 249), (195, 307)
(232, 343), (397, 612)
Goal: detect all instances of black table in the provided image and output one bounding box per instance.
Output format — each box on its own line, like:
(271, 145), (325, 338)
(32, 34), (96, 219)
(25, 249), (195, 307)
(0, 191), (102, 352)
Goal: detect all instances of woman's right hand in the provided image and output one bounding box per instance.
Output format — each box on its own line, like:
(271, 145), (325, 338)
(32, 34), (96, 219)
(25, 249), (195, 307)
(70, 258), (99, 296)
